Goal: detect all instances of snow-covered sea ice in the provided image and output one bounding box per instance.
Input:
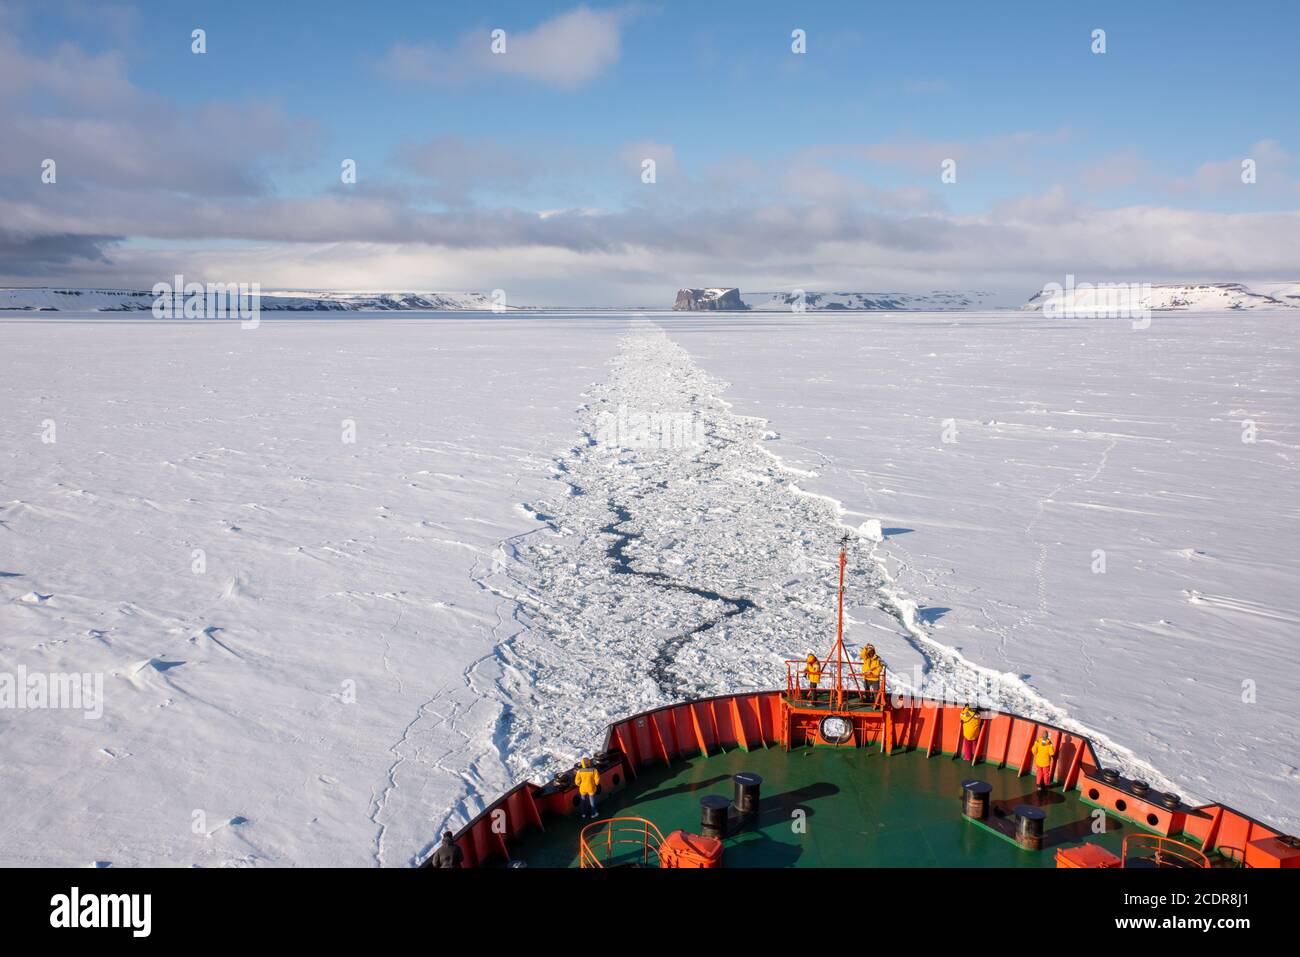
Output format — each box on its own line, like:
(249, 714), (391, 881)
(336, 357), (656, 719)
(1, 308), (1295, 867)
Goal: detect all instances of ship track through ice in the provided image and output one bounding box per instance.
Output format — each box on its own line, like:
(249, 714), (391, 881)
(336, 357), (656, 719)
(457, 321), (1181, 835)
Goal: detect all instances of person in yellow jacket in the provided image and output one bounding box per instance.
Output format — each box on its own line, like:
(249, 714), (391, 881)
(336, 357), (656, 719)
(959, 705), (981, 762)
(574, 757), (601, 819)
(860, 644), (883, 702)
(1031, 731), (1055, 791)
(804, 653), (822, 702)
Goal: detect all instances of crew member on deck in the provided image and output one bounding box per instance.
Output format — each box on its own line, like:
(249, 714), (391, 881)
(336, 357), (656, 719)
(574, 757), (601, 819)
(860, 644), (883, 703)
(804, 653), (822, 702)
(1031, 731), (1056, 791)
(431, 831), (464, 868)
(959, 705), (981, 762)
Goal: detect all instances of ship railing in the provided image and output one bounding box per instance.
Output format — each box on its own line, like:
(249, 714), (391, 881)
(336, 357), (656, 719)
(1121, 834), (1210, 869)
(579, 817), (666, 869)
(784, 659), (887, 711)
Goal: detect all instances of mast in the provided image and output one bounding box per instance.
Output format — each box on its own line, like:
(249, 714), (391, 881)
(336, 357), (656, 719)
(834, 535), (848, 708)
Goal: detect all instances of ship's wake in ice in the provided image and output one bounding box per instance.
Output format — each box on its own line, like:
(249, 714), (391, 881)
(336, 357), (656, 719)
(467, 323), (1179, 802)
(4, 313), (1292, 866)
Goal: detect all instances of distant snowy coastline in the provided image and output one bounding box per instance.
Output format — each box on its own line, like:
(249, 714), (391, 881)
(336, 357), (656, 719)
(744, 290), (999, 311)
(4, 281), (1298, 314)
(0, 287), (509, 313)
(1022, 281), (1300, 314)
(749, 283), (1300, 313)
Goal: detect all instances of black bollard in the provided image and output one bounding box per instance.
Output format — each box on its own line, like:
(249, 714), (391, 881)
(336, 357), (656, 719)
(733, 772), (762, 818)
(700, 795), (731, 839)
(961, 779), (993, 820)
(1014, 804), (1046, 850)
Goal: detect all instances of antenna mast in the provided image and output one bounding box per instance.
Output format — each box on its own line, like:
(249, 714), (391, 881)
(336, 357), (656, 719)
(834, 533), (850, 708)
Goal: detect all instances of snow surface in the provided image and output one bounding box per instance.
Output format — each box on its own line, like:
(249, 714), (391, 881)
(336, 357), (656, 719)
(669, 310), (1299, 831)
(0, 314), (621, 866)
(1, 309), (1296, 867)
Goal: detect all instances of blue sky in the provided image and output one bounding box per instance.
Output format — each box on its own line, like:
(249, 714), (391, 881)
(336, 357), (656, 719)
(2, 0), (1298, 302)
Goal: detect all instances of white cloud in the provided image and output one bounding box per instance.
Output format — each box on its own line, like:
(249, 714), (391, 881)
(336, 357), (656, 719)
(781, 165), (944, 213)
(0, 19), (318, 196)
(1172, 140), (1291, 194)
(3, 18), (1296, 305)
(381, 5), (636, 90)
(12, 196), (1299, 306)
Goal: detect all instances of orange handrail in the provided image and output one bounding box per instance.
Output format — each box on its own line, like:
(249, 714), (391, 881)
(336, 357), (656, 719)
(579, 817), (666, 868)
(1121, 834), (1210, 869)
(785, 659), (887, 711)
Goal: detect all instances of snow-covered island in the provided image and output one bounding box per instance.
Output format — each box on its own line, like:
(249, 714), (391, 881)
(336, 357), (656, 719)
(1023, 281), (1300, 314)
(674, 288), (997, 311)
(0, 287), (509, 312)
(744, 283), (1300, 313)
(746, 290), (998, 311)
(673, 287), (749, 311)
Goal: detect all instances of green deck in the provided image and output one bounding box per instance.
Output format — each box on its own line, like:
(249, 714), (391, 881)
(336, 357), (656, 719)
(507, 744), (1140, 867)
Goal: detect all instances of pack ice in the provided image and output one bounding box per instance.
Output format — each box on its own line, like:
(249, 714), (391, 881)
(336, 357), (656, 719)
(1, 309), (1295, 867)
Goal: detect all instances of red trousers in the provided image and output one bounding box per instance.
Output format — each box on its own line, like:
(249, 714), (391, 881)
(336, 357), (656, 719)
(1035, 765), (1052, 786)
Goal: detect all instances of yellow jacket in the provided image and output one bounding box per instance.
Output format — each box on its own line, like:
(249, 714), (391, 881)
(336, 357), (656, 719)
(575, 767), (600, 796)
(1031, 737), (1055, 768)
(860, 652), (882, 680)
(960, 707), (981, 741)
(805, 660), (821, 683)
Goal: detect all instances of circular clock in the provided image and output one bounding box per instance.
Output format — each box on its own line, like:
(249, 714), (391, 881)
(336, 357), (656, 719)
(819, 715), (853, 744)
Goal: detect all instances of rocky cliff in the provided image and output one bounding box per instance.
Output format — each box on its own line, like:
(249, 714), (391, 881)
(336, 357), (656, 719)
(673, 288), (748, 311)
